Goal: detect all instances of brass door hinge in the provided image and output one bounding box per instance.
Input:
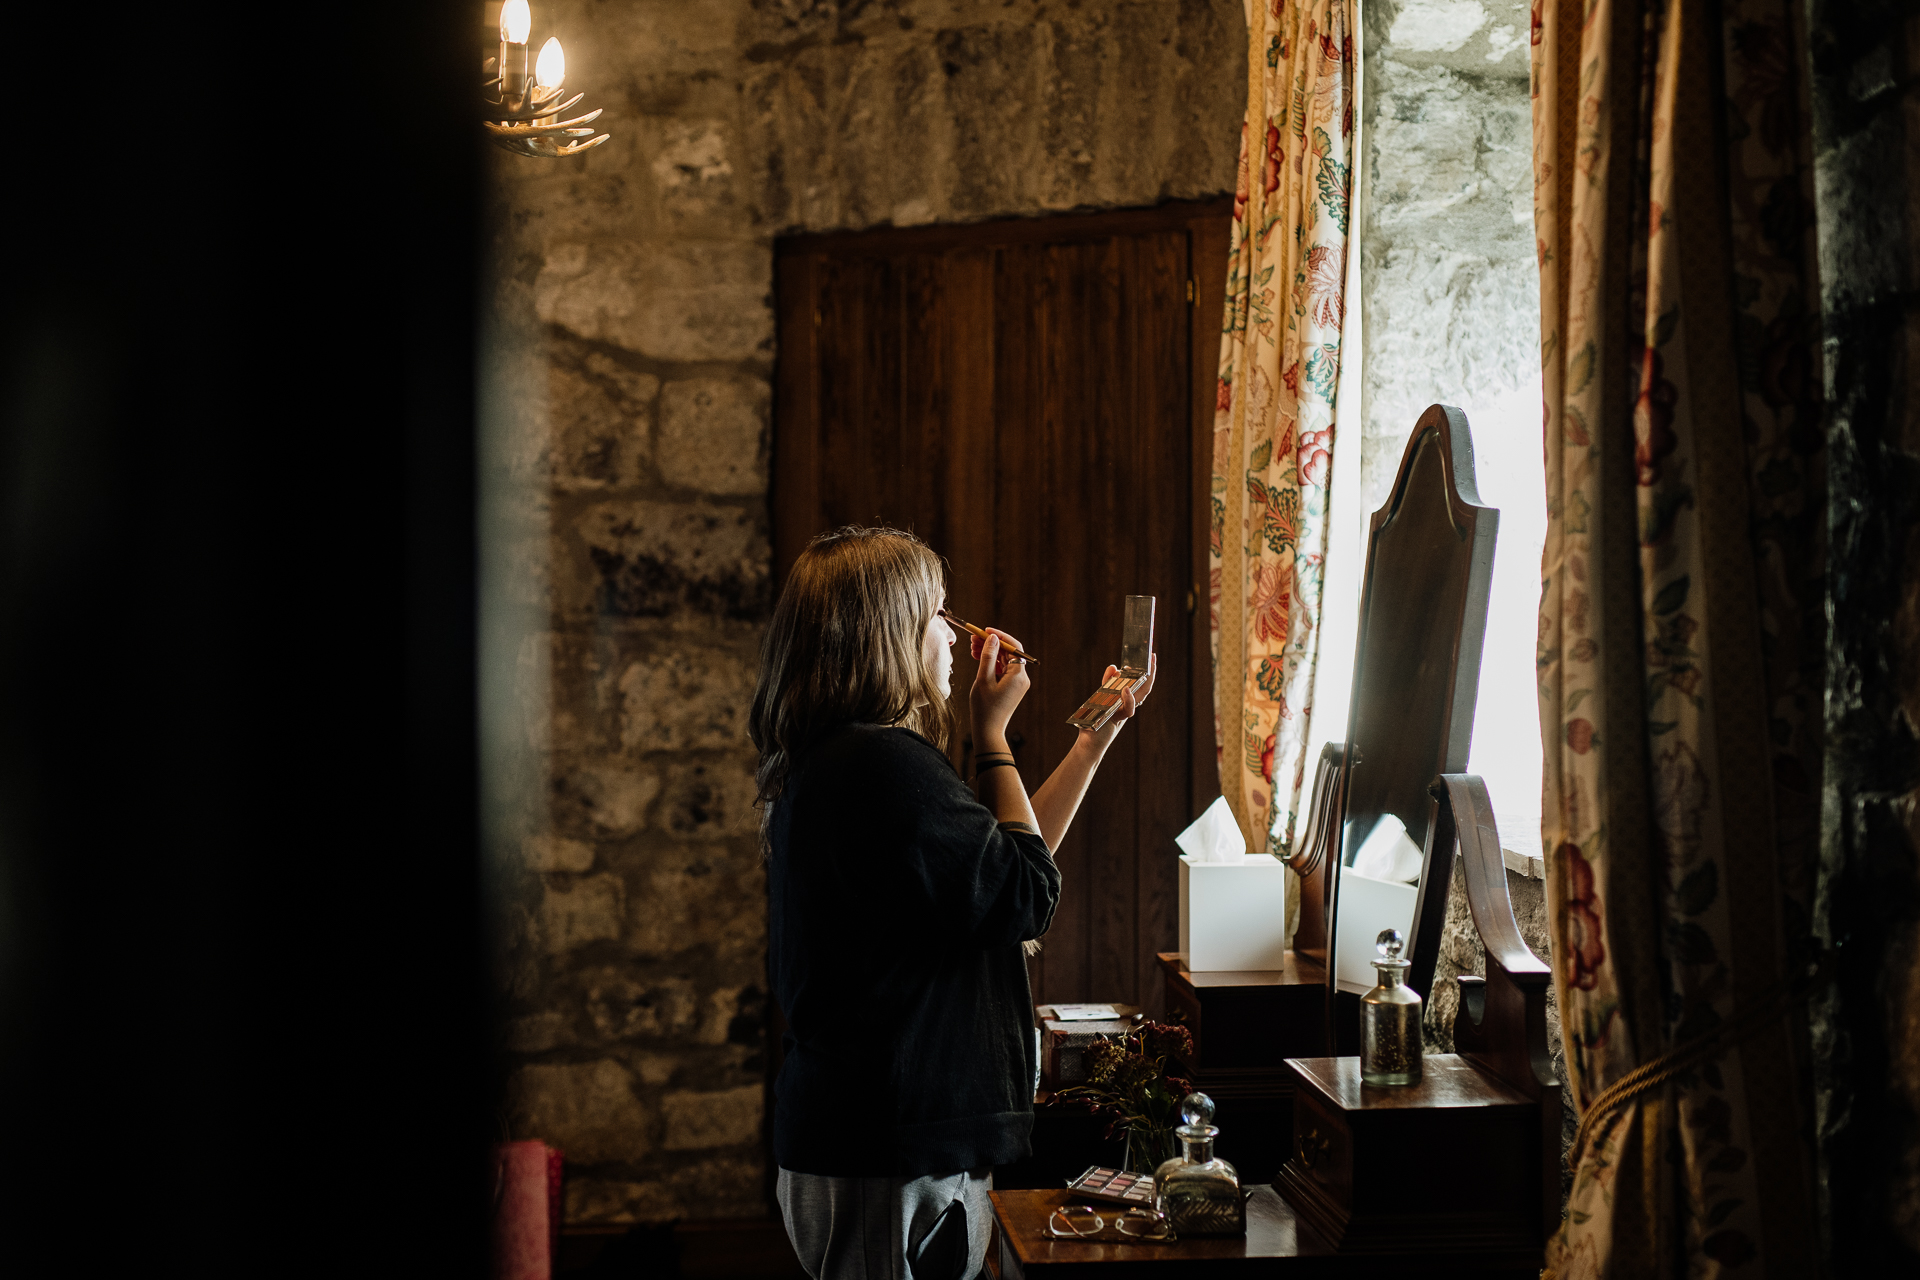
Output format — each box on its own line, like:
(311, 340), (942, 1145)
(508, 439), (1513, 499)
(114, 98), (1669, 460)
(1186, 279), (1195, 304)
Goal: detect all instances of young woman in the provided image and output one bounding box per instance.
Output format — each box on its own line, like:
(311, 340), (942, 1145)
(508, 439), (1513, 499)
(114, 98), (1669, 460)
(751, 526), (1154, 1280)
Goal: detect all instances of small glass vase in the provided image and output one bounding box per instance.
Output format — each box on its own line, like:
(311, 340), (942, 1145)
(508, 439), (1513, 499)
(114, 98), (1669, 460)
(1360, 928), (1423, 1087)
(1152, 1093), (1244, 1236)
(1124, 1124), (1176, 1174)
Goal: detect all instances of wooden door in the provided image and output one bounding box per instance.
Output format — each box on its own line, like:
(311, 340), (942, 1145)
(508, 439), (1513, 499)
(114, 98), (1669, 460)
(773, 200), (1231, 1016)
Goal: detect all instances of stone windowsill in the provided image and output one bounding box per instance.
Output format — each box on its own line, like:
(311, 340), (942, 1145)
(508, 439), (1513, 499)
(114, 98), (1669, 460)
(1501, 846), (1546, 880)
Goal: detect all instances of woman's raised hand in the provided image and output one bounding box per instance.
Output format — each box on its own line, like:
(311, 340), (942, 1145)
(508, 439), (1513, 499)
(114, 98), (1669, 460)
(969, 629), (1031, 744)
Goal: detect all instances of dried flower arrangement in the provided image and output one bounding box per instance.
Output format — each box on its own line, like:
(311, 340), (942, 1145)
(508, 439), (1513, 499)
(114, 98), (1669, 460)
(1057, 1020), (1196, 1173)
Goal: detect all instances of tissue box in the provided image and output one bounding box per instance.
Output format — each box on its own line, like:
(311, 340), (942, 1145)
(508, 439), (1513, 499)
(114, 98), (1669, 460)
(1178, 853), (1288, 971)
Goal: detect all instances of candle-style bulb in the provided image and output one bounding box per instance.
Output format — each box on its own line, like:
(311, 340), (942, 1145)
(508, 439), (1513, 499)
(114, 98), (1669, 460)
(500, 0), (532, 44)
(535, 37), (565, 89)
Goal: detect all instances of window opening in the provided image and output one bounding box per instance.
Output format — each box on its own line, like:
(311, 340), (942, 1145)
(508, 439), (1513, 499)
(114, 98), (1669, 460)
(1308, 0), (1546, 871)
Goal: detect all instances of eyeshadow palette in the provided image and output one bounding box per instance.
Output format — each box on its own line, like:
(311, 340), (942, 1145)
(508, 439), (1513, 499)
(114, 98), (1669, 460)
(1066, 596), (1155, 732)
(1065, 1165), (1157, 1207)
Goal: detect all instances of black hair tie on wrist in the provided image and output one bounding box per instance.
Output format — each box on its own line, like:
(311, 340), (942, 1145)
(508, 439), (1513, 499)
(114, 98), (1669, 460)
(972, 760), (1017, 781)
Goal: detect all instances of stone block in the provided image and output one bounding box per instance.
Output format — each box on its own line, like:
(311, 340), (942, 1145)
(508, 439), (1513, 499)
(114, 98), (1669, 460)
(635, 1053), (680, 1085)
(499, 530), (558, 614)
(1371, 64), (1499, 227)
(543, 358), (655, 492)
(517, 631), (607, 752)
(594, 0), (741, 60)
(551, 761), (662, 837)
(1361, 248), (1540, 508)
(615, 640), (757, 752)
(658, 377), (769, 496)
(1379, 0), (1531, 73)
(523, 834), (595, 874)
(661, 1085), (766, 1150)
(696, 985), (767, 1048)
(506, 1011), (572, 1053)
(659, 758), (762, 840)
(668, 1155), (768, 1217)
(631, 846), (767, 959)
(564, 1177), (677, 1226)
(509, 1059), (650, 1164)
(533, 241), (773, 363)
(583, 970), (700, 1040)
(538, 873), (626, 953)
(577, 500), (770, 620)
(649, 120), (740, 225)
(583, 352), (662, 411)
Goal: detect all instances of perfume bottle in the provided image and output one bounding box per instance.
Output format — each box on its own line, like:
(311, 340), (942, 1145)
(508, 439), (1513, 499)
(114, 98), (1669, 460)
(1152, 1093), (1245, 1236)
(1360, 928), (1423, 1086)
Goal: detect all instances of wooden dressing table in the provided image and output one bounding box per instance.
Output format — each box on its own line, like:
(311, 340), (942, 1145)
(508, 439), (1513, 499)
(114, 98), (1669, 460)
(992, 407), (1555, 1275)
(987, 1187), (1539, 1279)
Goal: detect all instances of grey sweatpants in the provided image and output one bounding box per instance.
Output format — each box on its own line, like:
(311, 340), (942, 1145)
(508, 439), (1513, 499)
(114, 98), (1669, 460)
(776, 1168), (993, 1280)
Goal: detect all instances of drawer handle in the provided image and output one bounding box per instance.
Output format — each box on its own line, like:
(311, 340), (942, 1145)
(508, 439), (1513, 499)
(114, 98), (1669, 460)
(1297, 1127), (1331, 1170)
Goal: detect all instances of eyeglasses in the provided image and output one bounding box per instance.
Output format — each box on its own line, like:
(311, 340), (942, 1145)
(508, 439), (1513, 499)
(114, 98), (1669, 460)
(1045, 1204), (1175, 1242)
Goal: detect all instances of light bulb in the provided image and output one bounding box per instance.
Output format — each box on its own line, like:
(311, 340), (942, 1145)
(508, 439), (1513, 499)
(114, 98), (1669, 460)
(535, 37), (566, 89)
(500, 0), (531, 45)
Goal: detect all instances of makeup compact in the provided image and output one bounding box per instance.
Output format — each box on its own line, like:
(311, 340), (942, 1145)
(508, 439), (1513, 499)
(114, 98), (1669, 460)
(1066, 595), (1154, 732)
(1065, 1165), (1158, 1208)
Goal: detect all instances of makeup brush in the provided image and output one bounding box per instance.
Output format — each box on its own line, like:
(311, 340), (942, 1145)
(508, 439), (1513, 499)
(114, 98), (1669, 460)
(939, 609), (1039, 666)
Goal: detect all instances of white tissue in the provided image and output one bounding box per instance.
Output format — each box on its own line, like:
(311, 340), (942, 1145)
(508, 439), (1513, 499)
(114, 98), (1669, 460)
(1175, 796), (1247, 865)
(1350, 813), (1425, 883)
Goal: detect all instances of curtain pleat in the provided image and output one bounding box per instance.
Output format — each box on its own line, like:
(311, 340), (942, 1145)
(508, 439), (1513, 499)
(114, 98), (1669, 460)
(1210, 0), (1356, 868)
(1532, 0), (1825, 1274)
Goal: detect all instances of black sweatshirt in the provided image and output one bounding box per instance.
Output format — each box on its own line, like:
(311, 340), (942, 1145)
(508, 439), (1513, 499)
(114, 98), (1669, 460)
(769, 723), (1061, 1178)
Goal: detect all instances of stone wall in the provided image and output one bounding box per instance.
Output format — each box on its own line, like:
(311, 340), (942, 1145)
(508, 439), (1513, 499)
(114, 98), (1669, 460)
(481, 0), (1247, 1226)
(1805, 0), (1920, 1264)
(1356, 0), (1536, 509)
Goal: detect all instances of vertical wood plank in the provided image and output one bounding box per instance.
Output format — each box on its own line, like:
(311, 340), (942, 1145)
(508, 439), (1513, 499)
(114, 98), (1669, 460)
(1131, 229), (1195, 1020)
(1188, 211), (1234, 817)
(857, 256), (903, 526)
(772, 251), (822, 588)
(813, 254), (862, 530)
(1087, 234), (1136, 1008)
(1037, 238), (1091, 1006)
(941, 249), (998, 775)
(992, 240), (1050, 1002)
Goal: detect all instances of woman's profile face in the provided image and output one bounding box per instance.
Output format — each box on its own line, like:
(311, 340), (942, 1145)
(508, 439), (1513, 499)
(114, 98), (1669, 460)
(922, 600), (956, 701)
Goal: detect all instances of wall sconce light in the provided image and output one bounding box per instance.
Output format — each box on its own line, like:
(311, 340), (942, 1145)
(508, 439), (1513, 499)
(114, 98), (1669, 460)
(483, 0), (610, 158)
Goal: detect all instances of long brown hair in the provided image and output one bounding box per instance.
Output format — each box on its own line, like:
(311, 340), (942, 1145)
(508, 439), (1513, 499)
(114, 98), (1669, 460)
(750, 526), (951, 828)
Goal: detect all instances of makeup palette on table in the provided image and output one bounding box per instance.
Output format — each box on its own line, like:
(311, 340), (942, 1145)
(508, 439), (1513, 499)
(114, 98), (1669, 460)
(1065, 1165), (1157, 1207)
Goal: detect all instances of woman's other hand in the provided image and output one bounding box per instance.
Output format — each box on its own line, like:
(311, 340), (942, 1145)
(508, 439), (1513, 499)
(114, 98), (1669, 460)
(969, 629), (1031, 745)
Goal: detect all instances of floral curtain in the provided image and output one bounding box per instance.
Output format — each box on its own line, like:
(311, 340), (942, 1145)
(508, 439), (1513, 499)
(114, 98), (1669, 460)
(1533, 0), (1825, 1274)
(1210, 0), (1354, 862)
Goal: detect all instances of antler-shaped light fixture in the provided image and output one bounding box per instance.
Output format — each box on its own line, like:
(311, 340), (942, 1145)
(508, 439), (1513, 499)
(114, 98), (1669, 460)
(483, 0), (610, 158)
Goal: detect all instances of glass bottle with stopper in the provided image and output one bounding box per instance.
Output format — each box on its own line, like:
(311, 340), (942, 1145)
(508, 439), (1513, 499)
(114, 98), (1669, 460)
(1360, 928), (1423, 1086)
(1152, 1092), (1245, 1236)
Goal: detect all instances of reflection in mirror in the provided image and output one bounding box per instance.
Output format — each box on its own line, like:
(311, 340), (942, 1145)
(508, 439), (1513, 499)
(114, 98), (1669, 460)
(1323, 407), (1497, 1019)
